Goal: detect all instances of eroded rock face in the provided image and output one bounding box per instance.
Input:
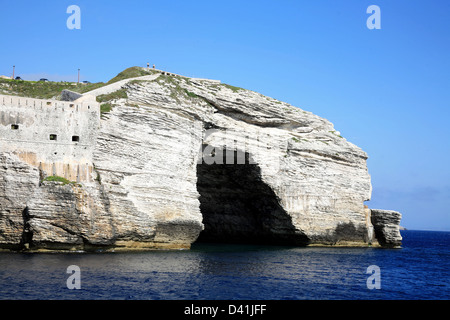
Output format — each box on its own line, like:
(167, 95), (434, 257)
(0, 71), (402, 251)
(0, 153), (39, 250)
(120, 75), (376, 247)
(0, 153), (116, 251)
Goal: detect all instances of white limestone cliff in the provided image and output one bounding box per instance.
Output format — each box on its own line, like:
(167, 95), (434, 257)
(0, 68), (402, 251)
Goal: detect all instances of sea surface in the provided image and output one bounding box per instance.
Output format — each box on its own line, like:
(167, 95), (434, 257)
(0, 230), (448, 300)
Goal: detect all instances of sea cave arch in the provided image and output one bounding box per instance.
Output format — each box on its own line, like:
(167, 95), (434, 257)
(195, 148), (309, 245)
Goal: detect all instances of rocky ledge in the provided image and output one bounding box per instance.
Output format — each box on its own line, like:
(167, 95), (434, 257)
(0, 68), (402, 251)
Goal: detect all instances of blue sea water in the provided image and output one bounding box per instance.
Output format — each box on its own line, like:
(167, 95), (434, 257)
(0, 230), (448, 300)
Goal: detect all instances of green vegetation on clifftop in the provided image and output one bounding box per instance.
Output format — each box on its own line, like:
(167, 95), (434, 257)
(0, 78), (105, 99)
(106, 66), (157, 85)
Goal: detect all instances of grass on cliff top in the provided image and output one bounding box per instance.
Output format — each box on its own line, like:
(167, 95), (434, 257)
(0, 66), (247, 102)
(96, 88), (128, 103)
(154, 74), (202, 102)
(106, 66), (157, 85)
(0, 78), (105, 99)
(222, 83), (244, 93)
(0, 66), (152, 99)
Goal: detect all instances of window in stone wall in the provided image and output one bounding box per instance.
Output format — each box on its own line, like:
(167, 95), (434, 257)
(11, 124), (19, 130)
(49, 134), (57, 141)
(72, 136), (80, 142)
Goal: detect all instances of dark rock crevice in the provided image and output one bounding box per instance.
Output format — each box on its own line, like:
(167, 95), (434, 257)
(19, 206), (33, 249)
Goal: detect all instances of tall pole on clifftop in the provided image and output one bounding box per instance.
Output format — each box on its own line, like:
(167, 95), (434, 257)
(77, 69), (80, 84)
(12, 65), (15, 79)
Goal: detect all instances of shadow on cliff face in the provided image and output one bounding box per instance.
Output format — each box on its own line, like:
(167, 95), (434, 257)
(332, 222), (370, 244)
(195, 149), (308, 246)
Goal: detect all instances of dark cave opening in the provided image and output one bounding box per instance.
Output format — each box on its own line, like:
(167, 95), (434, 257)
(195, 148), (308, 246)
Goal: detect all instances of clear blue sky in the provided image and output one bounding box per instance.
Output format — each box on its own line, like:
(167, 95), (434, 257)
(1, 0), (449, 231)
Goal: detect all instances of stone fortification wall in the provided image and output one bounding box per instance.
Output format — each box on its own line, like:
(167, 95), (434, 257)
(0, 94), (99, 182)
